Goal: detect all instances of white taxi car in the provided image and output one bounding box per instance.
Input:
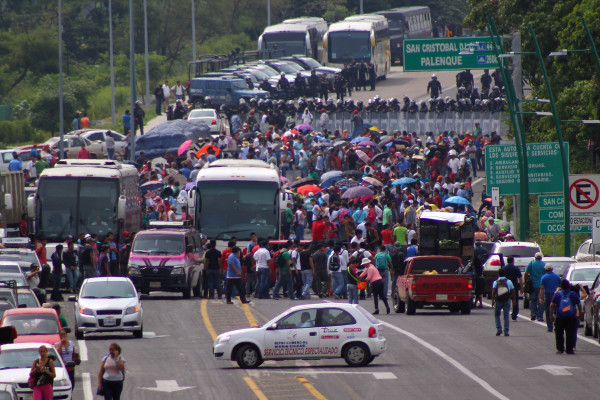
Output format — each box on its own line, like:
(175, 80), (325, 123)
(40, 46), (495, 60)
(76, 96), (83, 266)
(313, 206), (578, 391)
(213, 303), (386, 368)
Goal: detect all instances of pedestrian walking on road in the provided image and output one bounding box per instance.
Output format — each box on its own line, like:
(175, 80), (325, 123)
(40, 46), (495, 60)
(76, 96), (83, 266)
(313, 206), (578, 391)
(30, 345), (56, 400)
(550, 279), (582, 354)
(98, 343), (125, 400)
(491, 268), (516, 336)
(359, 258), (390, 314)
(524, 252), (546, 321)
(54, 329), (80, 389)
(539, 264), (561, 332)
(226, 246), (249, 304)
(502, 256), (522, 321)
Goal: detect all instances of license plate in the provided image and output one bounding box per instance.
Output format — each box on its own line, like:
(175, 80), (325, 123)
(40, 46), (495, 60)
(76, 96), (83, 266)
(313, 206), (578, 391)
(149, 282), (161, 288)
(104, 318), (117, 326)
(436, 294), (448, 301)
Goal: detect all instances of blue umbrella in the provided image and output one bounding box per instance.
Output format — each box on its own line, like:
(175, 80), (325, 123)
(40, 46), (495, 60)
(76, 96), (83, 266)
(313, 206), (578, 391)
(391, 177), (416, 186)
(352, 124), (372, 138)
(320, 170), (343, 182)
(444, 196), (472, 206)
(320, 175), (345, 188)
(351, 136), (370, 144)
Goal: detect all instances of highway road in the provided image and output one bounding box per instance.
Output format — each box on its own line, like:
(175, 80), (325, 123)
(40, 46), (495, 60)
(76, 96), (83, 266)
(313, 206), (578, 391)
(63, 293), (600, 400)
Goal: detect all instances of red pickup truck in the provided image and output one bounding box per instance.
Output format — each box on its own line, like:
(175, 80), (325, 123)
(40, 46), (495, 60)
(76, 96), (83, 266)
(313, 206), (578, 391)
(393, 256), (473, 315)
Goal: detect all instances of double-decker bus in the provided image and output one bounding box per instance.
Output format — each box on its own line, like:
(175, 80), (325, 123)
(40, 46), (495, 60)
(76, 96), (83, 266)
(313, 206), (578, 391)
(324, 14), (390, 79)
(258, 17), (328, 64)
(187, 159), (281, 249)
(375, 7), (432, 66)
(28, 159), (141, 241)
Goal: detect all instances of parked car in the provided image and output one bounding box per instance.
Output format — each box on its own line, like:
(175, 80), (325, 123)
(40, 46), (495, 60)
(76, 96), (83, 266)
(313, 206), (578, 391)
(0, 343), (72, 400)
(575, 239), (600, 262)
(214, 303), (386, 368)
(187, 77), (269, 109)
(542, 256), (576, 278)
(71, 277), (143, 339)
(74, 129), (128, 158)
(186, 109), (225, 134)
(563, 262), (600, 290)
(583, 273), (600, 338)
(49, 135), (104, 159)
(0, 308), (63, 345)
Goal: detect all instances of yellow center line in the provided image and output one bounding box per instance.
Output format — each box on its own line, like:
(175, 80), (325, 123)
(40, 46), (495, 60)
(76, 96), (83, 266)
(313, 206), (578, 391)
(296, 376), (328, 400)
(200, 299), (217, 341)
(243, 377), (269, 400)
(241, 302), (259, 326)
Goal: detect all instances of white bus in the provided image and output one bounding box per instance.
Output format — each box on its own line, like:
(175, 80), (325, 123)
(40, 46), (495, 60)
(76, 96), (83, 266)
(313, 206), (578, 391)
(375, 7), (432, 65)
(258, 17), (328, 64)
(324, 14), (391, 78)
(187, 159), (281, 247)
(28, 159), (141, 241)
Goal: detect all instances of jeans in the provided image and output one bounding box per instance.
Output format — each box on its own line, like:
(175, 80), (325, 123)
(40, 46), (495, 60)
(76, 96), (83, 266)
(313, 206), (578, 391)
(273, 270), (293, 299)
(315, 269), (329, 297)
(257, 268), (270, 298)
(529, 289), (544, 320)
(66, 267), (79, 291)
(555, 317), (578, 353)
(83, 265), (96, 280)
(544, 292), (554, 331)
(378, 269), (389, 299)
(206, 269), (222, 298)
(371, 280), (389, 312)
(155, 97), (163, 114)
(494, 300), (511, 333)
(300, 166), (308, 178)
(331, 271), (344, 296)
(102, 379), (124, 400)
(347, 283), (358, 304)
(51, 272), (62, 300)
(245, 272), (257, 295)
(295, 224), (305, 240)
(302, 270), (314, 298)
(226, 278), (246, 302)
(470, 158), (477, 177)
(511, 290), (519, 320)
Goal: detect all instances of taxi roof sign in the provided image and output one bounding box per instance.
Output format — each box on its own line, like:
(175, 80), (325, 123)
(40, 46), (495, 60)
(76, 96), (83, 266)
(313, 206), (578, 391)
(1, 238), (31, 247)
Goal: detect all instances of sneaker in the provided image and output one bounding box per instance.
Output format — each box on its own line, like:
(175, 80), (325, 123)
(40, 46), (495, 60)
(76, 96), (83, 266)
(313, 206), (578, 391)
(530, 316), (537, 321)
(504, 332), (509, 337)
(511, 316), (517, 321)
(226, 301), (234, 304)
(373, 310), (379, 315)
(556, 350), (564, 354)
(547, 329), (553, 333)
(538, 319), (545, 323)
(496, 330), (502, 336)
(566, 350), (574, 354)
(241, 300), (250, 304)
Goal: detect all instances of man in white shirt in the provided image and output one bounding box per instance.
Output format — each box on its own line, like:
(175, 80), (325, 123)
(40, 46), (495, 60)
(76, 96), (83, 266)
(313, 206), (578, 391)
(253, 242), (271, 299)
(162, 80), (171, 112)
(171, 80), (186, 100)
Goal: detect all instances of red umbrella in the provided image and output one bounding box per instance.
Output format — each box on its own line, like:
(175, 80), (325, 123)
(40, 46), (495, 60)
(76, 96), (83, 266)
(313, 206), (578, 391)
(177, 140), (193, 156)
(196, 144), (220, 157)
(296, 185), (322, 195)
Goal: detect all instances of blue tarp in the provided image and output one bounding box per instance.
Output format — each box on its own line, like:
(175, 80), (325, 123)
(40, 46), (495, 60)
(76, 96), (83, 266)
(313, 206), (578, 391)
(135, 120), (211, 159)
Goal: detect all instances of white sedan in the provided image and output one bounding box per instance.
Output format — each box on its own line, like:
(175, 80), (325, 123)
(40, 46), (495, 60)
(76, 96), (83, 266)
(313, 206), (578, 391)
(213, 303), (386, 368)
(0, 343), (72, 400)
(186, 109), (224, 134)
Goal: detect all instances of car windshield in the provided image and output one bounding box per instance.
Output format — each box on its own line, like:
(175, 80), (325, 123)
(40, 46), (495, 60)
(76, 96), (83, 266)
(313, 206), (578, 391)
(0, 252), (38, 264)
(0, 264), (21, 274)
(274, 63), (301, 74)
(546, 262), (574, 277)
(570, 268), (600, 282)
(245, 69), (269, 81)
(0, 290), (16, 307)
(17, 292), (38, 308)
(0, 347), (62, 369)
(498, 246), (540, 258)
(80, 281), (137, 299)
(132, 234), (184, 255)
(0, 275), (27, 287)
(299, 58), (321, 69)
(189, 110), (215, 118)
(2, 314), (60, 335)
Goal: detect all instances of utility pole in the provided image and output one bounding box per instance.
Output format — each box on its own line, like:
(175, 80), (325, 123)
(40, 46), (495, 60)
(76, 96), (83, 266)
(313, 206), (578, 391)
(143, 0), (151, 105)
(129, 0), (137, 161)
(109, 0), (116, 125)
(267, 0), (271, 26)
(58, 0), (64, 159)
(191, 0), (197, 62)
(360, 0), (364, 14)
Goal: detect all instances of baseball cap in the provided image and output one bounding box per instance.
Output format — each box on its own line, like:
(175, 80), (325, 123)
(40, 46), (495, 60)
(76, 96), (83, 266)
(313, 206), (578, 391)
(535, 252), (543, 259)
(84, 233), (92, 239)
(545, 264), (553, 271)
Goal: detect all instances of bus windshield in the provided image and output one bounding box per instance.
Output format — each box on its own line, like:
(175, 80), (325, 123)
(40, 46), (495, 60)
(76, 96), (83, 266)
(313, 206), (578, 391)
(262, 32), (306, 56)
(329, 31), (371, 63)
(196, 181), (279, 240)
(37, 177), (119, 241)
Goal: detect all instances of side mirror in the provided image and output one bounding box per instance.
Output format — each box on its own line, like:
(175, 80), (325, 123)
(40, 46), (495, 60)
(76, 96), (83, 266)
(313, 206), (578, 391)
(267, 323), (277, 330)
(68, 296), (77, 302)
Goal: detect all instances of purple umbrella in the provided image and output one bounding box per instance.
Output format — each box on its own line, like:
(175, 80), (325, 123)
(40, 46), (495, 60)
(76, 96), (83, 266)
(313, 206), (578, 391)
(295, 124), (314, 132)
(335, 179), (360, 189)
(356, 140), (377, 148)
(341, 185), (374, 199)
(185, 182), (195, 191)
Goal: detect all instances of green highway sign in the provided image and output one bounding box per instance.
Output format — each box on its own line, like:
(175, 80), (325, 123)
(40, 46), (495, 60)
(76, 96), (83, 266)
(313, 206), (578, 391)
(485, 142), (569, 195)
(403, 37), (499, 72)
(539, 208), (564, 222)
(539, 221), (591, 235)
(538, 195), (564, 209)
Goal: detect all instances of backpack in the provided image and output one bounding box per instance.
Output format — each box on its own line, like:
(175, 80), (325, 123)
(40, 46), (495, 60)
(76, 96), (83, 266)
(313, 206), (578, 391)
(390, 249), (405, 275)
(329, 254), (340, 271)
(496, 279), (510, 302)
(556, 291), (577, 318)
(274, 251), (286, 269)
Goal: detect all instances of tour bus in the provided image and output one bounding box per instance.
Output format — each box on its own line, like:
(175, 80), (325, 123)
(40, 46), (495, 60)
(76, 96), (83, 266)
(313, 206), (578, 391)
(258, 17), (328, 64)
(28, 159), (141, 242)
(324, 14), (391, 79)
(187, 159), (281, 249)
(375, 6), (432, 65)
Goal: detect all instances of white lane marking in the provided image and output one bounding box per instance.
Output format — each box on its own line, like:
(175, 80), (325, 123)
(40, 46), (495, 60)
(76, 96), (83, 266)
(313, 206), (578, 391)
(473, 177), (485, 186)
(373, 372), (397, 379)
(78, 339), (88, 361)
(263, 369), (397, 379)
(139, 380), (196, 392)
(527, 365), (580, 376)
(82, 372), (93, 400)
(143, 331), (170, 338)
(379, 320), (510, 400)
(481, 300), (600, 348)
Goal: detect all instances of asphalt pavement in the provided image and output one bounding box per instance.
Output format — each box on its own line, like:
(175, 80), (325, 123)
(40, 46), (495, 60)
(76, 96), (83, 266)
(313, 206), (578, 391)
(61, 293), (600, 400)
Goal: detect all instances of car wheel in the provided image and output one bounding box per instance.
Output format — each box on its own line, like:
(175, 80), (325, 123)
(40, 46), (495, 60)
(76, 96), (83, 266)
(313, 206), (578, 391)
(133, 324), (143, 338)
(448, 304), (459, 313)
(236, 344), (262, 369)
(584, 321), (593, 337)
(460, 301), (471, 315)
(75, 325), (83, 340)
(343, 342), (370, 367)
(192, 279), (201, 297)
(406, 297), (416, 315)
(392, 293), (405, 313)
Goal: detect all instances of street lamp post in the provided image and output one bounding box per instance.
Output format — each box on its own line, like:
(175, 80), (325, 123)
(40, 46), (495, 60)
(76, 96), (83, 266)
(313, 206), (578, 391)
(129, 0), (137, 162)
(143, 0), (151, 105)
(109, 0), (116, 126)
(191, 0), (197, 62)
(58, 0), (64, 159)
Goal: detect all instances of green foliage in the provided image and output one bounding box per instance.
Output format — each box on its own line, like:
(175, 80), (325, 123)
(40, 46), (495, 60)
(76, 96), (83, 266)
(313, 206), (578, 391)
(0, 120), (35, 146)
(88, 86), (130, 122)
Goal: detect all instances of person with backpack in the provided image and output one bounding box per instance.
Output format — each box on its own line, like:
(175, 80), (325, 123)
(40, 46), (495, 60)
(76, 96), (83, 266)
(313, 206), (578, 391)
(346, 259), (361, 304)
(524, 252), (546, 321)
(550, 279), (583, 354)
(502, 256), (522, 321)
(328, 246), (344, 299)
(539, 264), (561, 332)
(491, 268), (516, 336)
(389, 242), (406, 296)
(272, 242), (294, 300)
(310, 242), (329, 298)
(374, 246), (392, 299)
